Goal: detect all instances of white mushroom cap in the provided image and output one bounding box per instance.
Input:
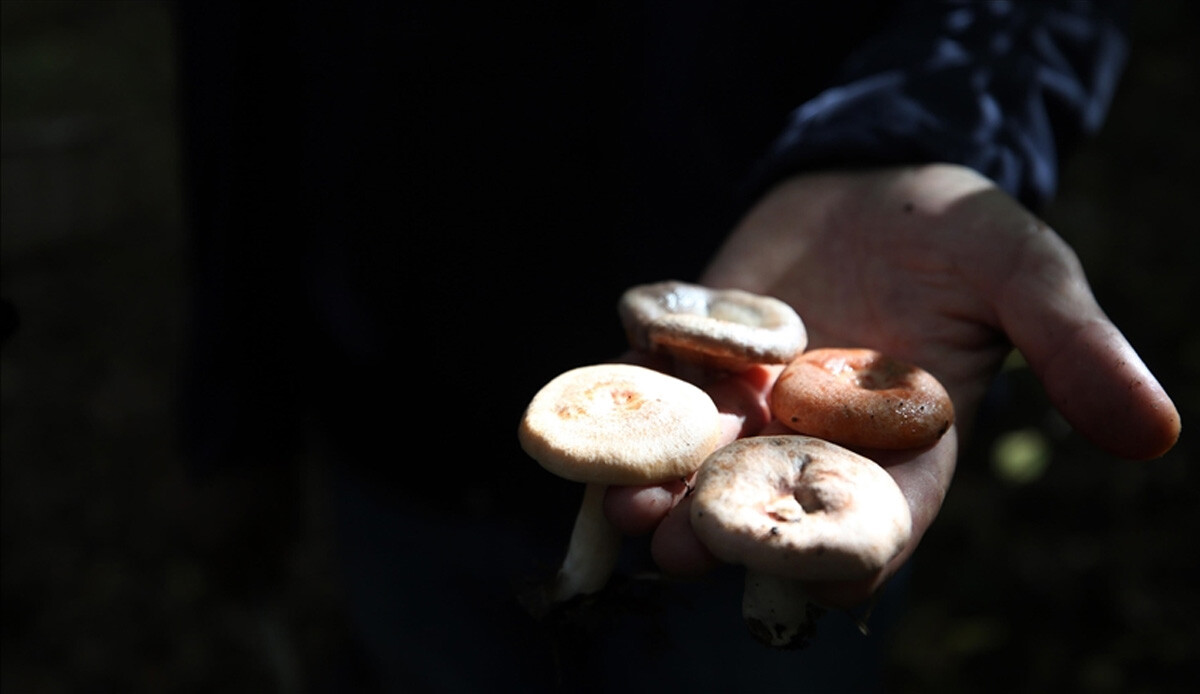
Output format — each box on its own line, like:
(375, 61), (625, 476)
(618, 280), (807, 371)
(690, 435), (911, 581)
(519, 362), (725, 485)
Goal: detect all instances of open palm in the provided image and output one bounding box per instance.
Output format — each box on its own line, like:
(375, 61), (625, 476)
(612, 163), (1180, 608)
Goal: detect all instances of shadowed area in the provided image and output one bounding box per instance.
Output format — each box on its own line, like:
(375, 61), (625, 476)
(2, 1), (1196, 692)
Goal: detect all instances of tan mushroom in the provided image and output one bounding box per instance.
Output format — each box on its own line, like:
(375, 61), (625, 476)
(690, 435), (912, 648)
(618, 280), (807, 373)
(519, 363), (725, 605)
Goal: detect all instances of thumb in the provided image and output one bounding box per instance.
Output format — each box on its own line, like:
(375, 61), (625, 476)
(991, 225), (1180, 460)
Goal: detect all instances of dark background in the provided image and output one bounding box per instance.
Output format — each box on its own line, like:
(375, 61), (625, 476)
(2, 1), (1196, 692)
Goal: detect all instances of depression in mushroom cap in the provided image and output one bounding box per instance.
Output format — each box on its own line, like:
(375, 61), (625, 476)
(618, 280), (807, 371)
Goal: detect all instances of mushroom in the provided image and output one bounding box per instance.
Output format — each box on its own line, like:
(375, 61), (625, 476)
(689, 435), (912, 648)
(618, 280), (807, 374)
(770, 347), (954, 450)
(519, 362), (725, 606)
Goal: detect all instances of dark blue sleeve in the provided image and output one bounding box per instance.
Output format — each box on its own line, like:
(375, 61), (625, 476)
(746, 0), (1129, 209)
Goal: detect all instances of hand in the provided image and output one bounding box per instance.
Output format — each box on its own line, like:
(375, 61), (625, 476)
(606, 163), (1181, 608)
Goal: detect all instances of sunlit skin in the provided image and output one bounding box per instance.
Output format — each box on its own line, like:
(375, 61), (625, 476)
(604, 163), (1182, 610)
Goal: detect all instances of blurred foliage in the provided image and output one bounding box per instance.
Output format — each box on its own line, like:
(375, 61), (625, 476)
(990, 427), (1052, 486)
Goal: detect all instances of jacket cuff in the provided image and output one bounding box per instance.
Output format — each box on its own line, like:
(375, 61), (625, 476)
(744, 1), (1129, 210)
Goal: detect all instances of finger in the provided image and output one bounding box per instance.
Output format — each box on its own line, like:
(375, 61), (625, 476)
(804, 428), (958, 608)
(1039, 321), (1179, 460)
(605, 479), (690, 536)
(990, 226), (1180, 460)
(649, 495), (723, 578)
(702, 364), (779, 439)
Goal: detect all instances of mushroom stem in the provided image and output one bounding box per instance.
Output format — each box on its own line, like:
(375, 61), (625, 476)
(741, 570), (824, 649)
(550, 482), (622, 603)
